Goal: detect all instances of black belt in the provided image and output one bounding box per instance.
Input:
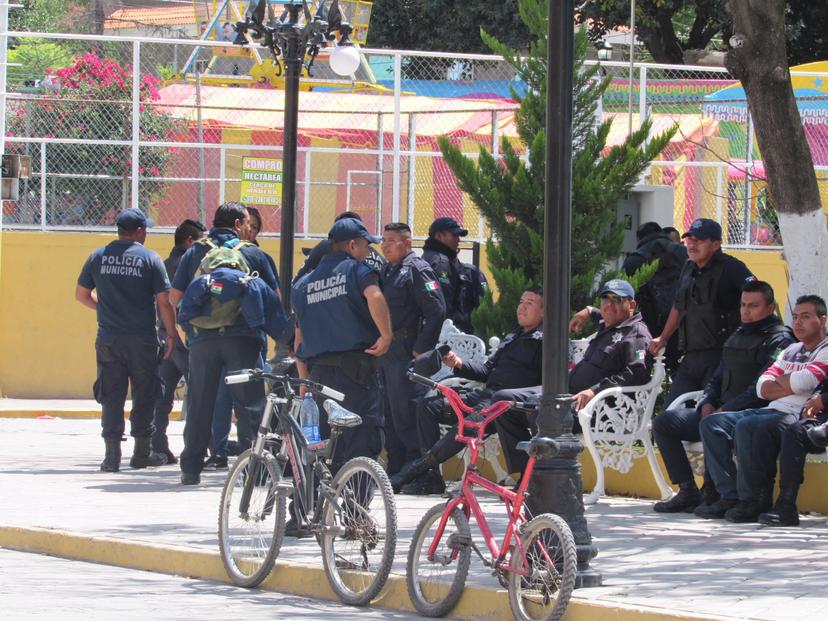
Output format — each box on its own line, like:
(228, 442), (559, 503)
(311, 350), (376, 385)
(392, 326), (416, 341)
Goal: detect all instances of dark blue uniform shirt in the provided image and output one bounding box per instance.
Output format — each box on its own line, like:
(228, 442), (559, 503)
(77, 239), (170, 338)
(292, 251), (380, 361)
(171, 228), (280, 293)
(454, 325), (544, 391)
(381, 251), (446, 355)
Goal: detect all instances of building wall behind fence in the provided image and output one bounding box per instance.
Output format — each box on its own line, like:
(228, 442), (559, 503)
(0, 230), (780, 398)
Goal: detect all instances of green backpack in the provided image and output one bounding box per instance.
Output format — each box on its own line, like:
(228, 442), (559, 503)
(189, 238), (253, 330)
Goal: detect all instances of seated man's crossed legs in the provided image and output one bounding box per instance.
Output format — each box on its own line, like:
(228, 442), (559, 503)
(392, 387), (540, 495)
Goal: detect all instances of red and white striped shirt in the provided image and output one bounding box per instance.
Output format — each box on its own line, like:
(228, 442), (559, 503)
(756, 337), (828, 415)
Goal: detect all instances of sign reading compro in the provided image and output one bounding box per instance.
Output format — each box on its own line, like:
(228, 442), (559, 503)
(240, 157), (282, 206)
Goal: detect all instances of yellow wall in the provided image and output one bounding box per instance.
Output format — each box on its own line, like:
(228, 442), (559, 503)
(729, 248), (789, 311)
(0, 230), (315, 398)
(0, 231), (785, 398)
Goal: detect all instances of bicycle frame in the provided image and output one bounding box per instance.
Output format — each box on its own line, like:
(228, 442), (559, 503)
(419, 379), (539, 577)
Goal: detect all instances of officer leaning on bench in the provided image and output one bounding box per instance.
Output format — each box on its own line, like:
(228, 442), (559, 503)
(292, 218), (393, 472)
(648, 218), (754, 507)
(75, 208), (176, 473)
(377, 222), (446, 479)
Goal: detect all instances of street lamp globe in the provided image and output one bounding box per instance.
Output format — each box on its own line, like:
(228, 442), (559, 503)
(597, 41), (613, 61)
(330, 44), (360, 77)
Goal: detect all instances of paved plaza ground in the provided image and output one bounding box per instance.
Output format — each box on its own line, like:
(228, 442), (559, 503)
(2, 415), (828, 620)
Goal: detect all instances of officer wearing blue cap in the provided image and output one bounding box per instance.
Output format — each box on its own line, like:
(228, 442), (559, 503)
(76, 207), (176, 472)
(293, 211), (386, 283)
(292, 217), (393, 470)
(378, 222), (446, 478)
(423, 216), (481, 333)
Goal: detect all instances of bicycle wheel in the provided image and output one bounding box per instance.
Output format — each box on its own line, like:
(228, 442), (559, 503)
(507, 513), (576, 621)
(218, 449), (286, 588)
(321, 456), (397, 606)
(406, 503), (472, 617)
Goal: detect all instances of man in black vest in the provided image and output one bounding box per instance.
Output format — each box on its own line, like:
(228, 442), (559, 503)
(652, 280), (792, 513)
(623, 221), (688, 373)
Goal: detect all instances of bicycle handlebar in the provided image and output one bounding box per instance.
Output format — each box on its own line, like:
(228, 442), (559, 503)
(224, 369), (346, 401)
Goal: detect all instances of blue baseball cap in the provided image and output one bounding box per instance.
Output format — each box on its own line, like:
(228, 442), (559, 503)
(328, 218), (381, 244)
(682, 218), (722, 241)
(599, 279), (635, 299)
(429, 216), (468, 237)
(116, 208), (154, 230)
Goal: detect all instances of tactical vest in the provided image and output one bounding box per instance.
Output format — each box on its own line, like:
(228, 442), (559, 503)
(719, 323), (789, 403)
(293, 252), (380, 360)
(676, 259), (737, 352)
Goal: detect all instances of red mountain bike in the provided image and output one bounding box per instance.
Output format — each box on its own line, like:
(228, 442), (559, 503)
(405, 368), (576, 621)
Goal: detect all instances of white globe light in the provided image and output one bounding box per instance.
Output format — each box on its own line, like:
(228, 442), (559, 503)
(329, 45), (361, 77)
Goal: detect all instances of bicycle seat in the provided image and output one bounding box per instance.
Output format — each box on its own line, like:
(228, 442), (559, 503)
(323, 400), (362, 428)
(517, 441), (532, 454)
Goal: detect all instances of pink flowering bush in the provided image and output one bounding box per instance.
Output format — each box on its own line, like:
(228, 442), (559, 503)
(7, 53), (185, 222)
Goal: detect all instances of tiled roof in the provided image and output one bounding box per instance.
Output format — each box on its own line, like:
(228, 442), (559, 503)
(104, 5), (208, 30)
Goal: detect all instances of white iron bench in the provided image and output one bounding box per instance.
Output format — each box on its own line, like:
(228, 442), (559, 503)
(432, 319), (512, 486)
(577, 351), (674, 505)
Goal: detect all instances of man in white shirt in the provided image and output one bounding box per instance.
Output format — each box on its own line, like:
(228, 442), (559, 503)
(697, 295), (828, 522)
(750, 295), (828, 526)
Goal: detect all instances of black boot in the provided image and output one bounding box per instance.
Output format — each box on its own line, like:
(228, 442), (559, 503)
(758, 485), (800, 527)
(152, 436), (177, 465)
(130, 436), (167, 469)
(100, 438), (122, 472)
(653, 481), (702, 513)
(725, 485), (774, 523)
(400, 468), (446, 496)
(390, 452), (438, 493)
(806, 420), (828, 448)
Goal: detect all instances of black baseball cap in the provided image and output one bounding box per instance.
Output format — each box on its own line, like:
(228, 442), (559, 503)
(329, 218), (381, 244)
(429, 216), (468, 237)
(116, 208), (154, 231)
(682, 218), (722, 241)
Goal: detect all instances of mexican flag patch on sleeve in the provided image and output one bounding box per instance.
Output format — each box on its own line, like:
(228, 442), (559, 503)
(424, 280), (439, 292)
(635, 350), (646, 361)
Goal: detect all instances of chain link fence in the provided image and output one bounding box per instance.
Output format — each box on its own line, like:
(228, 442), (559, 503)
(3, 31), (827, 249)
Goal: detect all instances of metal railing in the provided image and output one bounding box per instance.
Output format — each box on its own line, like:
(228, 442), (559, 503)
(3, 29), (827, 248)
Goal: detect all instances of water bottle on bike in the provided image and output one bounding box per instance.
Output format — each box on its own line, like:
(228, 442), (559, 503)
(300, 394), (321, 443)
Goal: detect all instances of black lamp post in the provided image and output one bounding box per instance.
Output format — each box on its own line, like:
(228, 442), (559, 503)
(526, 0), (601, 587)
(234, 0), (359, 309)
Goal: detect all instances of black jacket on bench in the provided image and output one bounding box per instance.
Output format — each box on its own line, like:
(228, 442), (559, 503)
(453, 325), (543, 391)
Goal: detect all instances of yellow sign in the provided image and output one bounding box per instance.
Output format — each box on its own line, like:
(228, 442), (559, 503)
(240, 157), (282, 206)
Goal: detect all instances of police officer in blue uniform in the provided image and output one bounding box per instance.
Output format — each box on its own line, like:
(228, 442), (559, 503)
(169, 202), (281, 485)
(76, 208), (176, 472)
(378, 222), (446, 477)
(152, 218), (206, 465)
(294, 211), (386, 283)
(292, 218), (393, 470)
(422, 216), (479, 333)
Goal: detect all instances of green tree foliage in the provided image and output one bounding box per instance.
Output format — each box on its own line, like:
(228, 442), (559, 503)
(579, 1), (827, 66)
(369, 0), (531, 54)
(577, 1), (730, 65)
(438, 0), (676, 339)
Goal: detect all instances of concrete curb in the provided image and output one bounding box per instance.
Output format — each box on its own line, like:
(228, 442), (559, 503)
(0, 525), (734, 621)
(0, 411), (182, 420)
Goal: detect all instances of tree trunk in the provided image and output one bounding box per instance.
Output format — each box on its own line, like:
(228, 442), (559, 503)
(726, 0), (828, 311)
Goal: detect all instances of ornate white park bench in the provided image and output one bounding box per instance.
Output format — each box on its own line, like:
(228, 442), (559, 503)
(432, 319), (513, 486)
(577, 350), (674, 505)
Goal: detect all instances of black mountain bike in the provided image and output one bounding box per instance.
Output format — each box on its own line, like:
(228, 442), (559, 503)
(217, 369), (397, 606)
